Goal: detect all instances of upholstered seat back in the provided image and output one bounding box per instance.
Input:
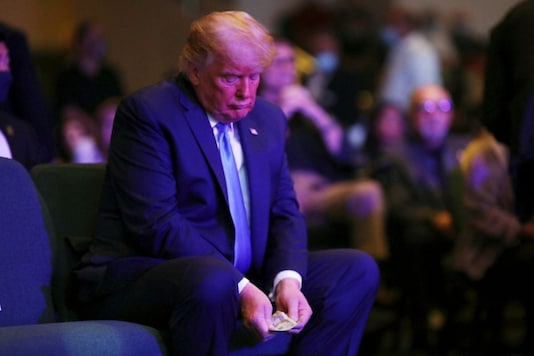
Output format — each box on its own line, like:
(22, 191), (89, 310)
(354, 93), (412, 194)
(30, 163), (106, 321)
(0, 158), (55, 326)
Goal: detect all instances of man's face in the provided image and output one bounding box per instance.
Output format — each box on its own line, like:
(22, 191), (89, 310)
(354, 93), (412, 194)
(261, 42), (297, 92)
(376, 104), (405, 146)
(411, 85), (453, 147)
(190, 53), (263, 124)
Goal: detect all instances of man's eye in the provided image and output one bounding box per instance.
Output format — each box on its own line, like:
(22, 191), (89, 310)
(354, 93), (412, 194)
(222, 75), (239, 84)
(249, 73), (260, 81)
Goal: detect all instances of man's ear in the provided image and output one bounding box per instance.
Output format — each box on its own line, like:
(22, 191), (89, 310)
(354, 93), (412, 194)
(188, 63), (200, 86)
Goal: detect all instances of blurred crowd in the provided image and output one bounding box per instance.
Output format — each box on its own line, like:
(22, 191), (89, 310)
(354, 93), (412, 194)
(0, 20), (122, 167)
(2, 1), (534, 354)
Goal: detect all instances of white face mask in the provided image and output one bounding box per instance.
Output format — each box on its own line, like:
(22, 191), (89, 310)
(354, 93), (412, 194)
(315, 51), (339, 73)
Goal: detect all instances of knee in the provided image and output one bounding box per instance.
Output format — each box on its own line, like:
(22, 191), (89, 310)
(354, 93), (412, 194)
(327, 250), (380, 295)
(346, 180), (384, 216)
(320, 251), (380, 317)
(351, 250), (381, 291)
(184, 257), (238, 306)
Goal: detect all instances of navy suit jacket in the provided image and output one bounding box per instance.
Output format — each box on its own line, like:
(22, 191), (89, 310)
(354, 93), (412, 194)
(78, 75), (308, 299)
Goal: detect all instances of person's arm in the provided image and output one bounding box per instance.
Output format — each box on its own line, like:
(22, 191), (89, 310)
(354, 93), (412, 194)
(279, 84), (344, 154)
(107, 92), (230, 261)
(238, 103), (309, 340)
(461, 137), (522, 244)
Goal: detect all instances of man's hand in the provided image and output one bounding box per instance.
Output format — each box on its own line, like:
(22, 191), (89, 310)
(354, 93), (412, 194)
(273, 278), (312, 334)
(240, 282), (274, 342)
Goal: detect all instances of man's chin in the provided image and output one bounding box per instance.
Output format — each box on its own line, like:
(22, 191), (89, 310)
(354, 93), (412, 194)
(228, 107), (253, 120)
(211, 107), (253, 123)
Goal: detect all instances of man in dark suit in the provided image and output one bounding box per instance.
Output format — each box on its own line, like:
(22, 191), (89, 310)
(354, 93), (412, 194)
(75, 11), (379, 356)
(0, 34), (40, 170)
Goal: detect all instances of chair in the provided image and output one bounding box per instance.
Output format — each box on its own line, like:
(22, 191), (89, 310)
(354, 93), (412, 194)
(0, 158), (168, 355)
(24, 161), (291, 355)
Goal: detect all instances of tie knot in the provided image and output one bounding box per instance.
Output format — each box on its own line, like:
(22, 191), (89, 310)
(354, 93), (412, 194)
(217, 122), (230, 134)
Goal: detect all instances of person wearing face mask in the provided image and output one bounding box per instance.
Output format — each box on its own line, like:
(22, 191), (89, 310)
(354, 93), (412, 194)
(371, 84), (468, 353)
(378, 5), (442, 112)
(303, 30), (371, 135)
(0, 34), (40, 170)
(0, 22), (54, 163)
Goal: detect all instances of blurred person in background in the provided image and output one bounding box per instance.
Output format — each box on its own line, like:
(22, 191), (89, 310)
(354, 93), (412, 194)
(454, 126), (534, 354)
(54, 20), (123, 121)
(363, 101), (407, 164)
(372, 84), (466, 352)
(94, 96), (120, 161)
(56, 105), (103, 163)
(378, 5), (442, 111)
(0, 33), (40, 170)
(303, 29), (371, 134)
(0, 22), (54, 163)
(259, 38), (389, 264)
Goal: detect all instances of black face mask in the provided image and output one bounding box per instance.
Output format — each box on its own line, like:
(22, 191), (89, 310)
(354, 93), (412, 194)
(0, 71), (13, 104)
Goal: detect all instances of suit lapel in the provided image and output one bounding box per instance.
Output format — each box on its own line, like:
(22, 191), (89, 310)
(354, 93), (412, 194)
(176, 81), (228, 201)
(237, 115), (270, 263)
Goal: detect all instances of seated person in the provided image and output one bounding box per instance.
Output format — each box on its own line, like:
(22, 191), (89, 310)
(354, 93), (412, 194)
(55, 105), (104, 163)
(73, 11), (379, 356)
(364, 101), (406, 163)
(259, 37), (388, 261)
(454, 127), (534, 354)
(371, 84), (465, 351)
(0, 22), (54, 163)
(54, 20), (123, 118)
(0, 33), (40, 170)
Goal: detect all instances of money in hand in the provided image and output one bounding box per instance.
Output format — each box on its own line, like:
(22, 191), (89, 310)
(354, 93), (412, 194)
(271, 311), (297, 331)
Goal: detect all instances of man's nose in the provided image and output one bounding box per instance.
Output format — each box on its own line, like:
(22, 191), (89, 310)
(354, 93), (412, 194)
(236, 78), (251, 97)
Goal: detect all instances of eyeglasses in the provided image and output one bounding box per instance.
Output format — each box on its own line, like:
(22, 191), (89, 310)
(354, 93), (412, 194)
(416, 99), (453, 114)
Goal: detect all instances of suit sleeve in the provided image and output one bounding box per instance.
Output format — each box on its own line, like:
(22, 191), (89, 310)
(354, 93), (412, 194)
(254, 103), (309, 283)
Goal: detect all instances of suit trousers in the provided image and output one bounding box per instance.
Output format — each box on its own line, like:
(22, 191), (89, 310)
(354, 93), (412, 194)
(83, 250), (379, 356)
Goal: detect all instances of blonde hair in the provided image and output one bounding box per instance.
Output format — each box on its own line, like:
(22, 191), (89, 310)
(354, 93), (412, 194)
(179, 11), (275, 76)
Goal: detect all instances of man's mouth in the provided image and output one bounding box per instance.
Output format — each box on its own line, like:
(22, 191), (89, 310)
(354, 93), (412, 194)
(229, 104), (250, 110)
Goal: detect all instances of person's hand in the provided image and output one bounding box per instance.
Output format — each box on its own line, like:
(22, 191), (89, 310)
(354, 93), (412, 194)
(240, 282), (274, 342)
(273, 278), (312, 334)
(279, 85), (316, 119)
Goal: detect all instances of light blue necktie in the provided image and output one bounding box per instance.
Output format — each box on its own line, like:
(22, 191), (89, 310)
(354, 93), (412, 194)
(216, 123), (251, 273)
